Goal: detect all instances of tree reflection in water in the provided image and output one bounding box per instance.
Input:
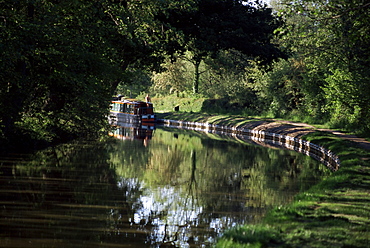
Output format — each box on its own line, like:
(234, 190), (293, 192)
(110, 127), (331, 247)
(0, 127), (331, 247)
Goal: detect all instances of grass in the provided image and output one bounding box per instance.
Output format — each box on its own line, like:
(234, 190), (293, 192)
(152, 95), (205, 113)
(229, 130), (370, 247)
(155, 108), (370, 247)
(216, 225), (283, 248)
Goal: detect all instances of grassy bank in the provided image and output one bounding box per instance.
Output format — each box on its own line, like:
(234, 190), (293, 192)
(152, 95), (259, 116)
(152, 95), (205, 113)
(156, 111), (370, 247)
(217, 131), (370, 248)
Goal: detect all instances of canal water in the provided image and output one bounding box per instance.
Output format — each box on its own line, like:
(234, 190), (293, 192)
(0, 126), (331, 248)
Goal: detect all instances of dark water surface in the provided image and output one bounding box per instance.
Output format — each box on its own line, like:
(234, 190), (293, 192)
(0, 126), (331, 247)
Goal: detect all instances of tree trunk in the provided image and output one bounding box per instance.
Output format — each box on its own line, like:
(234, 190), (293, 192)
(193, 58), (201, 94)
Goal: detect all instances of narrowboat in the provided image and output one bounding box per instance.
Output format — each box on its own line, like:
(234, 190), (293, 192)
(109, 97), (156, 125)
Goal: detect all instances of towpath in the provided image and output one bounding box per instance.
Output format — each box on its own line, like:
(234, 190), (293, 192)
(158, 113), (370, 151)
(263, 120), (370, 151)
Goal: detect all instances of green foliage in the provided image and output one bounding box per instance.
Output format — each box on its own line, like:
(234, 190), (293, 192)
(152, 50), (264, 115)
(231, 0), (370, 132)
(157, 0), (284, 94)
(0, 0), (186, 148)
(202, 50), (252, 99)
(254, 58), (304, 117)
(151, 54), (193, 95)
(217, 225), (282, 248)
(116, 68), (152, 98)
(0, 0), (123, 147)
(2, 0), (368, 148)
(152, 95), (205, 113)
(273, 0), (370, 132)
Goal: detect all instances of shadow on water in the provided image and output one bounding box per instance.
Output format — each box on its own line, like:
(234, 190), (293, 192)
(0, 124), (331, 247)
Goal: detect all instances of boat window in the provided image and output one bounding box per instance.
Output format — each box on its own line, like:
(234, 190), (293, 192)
(127, 104), (132, 114)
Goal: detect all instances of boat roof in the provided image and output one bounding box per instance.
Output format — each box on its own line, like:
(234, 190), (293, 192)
(112, 98), (148, 104)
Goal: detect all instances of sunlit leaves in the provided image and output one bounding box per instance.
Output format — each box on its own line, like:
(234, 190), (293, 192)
(272, 0), (370, 131)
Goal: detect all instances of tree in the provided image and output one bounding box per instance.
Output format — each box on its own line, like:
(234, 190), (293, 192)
(255, 57), (306, 117)
(152, 54), (193, 95)
(276, 0), (370, 131)
(1, 1), (125, 144)
(157, 0), (284, 94)
(0, 0), (188, 147)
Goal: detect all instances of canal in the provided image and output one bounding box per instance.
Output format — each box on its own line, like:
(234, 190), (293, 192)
(0, 125), (331, 247)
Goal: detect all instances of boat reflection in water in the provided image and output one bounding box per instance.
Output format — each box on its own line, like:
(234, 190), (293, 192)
(110, 122), (155, 146)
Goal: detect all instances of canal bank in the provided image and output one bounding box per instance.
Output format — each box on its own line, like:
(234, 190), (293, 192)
(157, 112), (370, 248)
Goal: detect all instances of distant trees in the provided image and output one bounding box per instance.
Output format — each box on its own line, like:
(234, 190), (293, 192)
(157, 0), (283, 94)
(152, 0), (370, 133)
